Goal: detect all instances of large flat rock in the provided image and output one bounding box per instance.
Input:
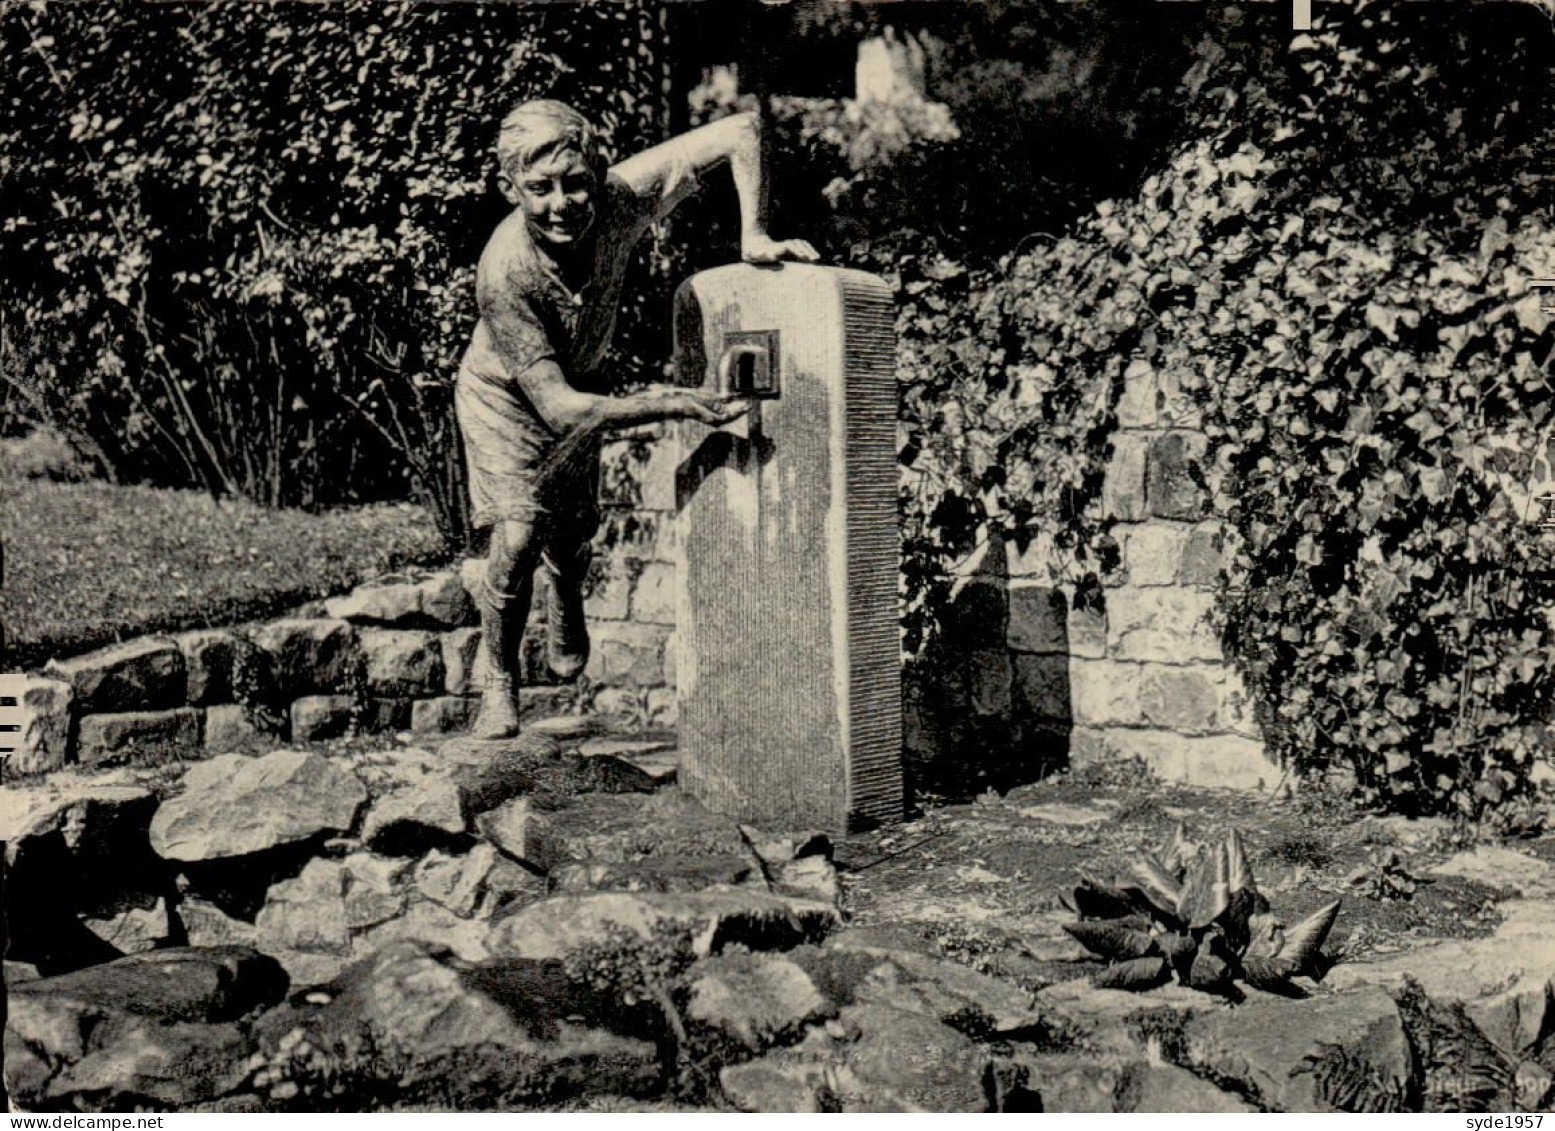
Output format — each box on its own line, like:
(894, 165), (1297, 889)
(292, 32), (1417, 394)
(1179, 985), (1414, 1112)
(1, 783), (156, 850)
(150, 750), (367, 861)
(45, 637), (185, 712)
(686, 952), (834, 1051)
(486, 890), (840, 962)
(719, 1003), (996, 1112)
(36, 1020), (253, 1110)
(251, 940), (659, 1109)
(7, 945), (288, 1028)
(806, 937), (1043, 1036)
(476, 790), (748, 874)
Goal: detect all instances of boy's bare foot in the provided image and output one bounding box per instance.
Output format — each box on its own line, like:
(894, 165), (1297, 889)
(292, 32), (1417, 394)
(544, 551), (591, 681)
(471, 672), (520, 739)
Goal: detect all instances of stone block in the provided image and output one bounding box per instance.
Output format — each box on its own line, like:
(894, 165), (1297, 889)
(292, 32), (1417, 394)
(1139, 665), (1220, 734)
(1106, 587), (1222, 662)
(256, 858), (349, 955)
(686, 952), (832, 1051)
(151, 750), (366, 861)
(1146, 431), (1209, 520)
(441, 628), (484, 696)
(1102, 433), (1150, 522)
(414, 844), (500, 918)
(585, 562), (633, 621)
(644, 513), (681, 564)
(411, 696), (480, 737)
(1181, 734), (1275, 791)
(249, 619), (359, 697)
(941, 576), (1009, 652)
(1179, 524), (1225, 586)
(46, 637), (186, 712)
(361, 628), (445, 697)
(290, 695), (354, 742)
(361, 777), (467, 851)
(1183, 986), (1410, 1112)
(1069, 601), (1107, 659)
(1008, 584), (1067, 654)
(416, 571), (476, 628)
(1214, 668), (1261, 738)
(638, 432), (678, 513)
(359, 698), (411, 734)
(966, 649), (1013, 717)
(592, 686), (645, 719)
(518, 686), (576, 719)
(325, 571), (474, 629)
(662, 632), (678, 688)
(203, 704), (275, 753)
(77, 709), (201, 764)
(630, 561), (677, 627)
(175, 630), (240, 706)
(325, 581), (421, 625)
(1115, 359), (1158, 428)
(584, 623), (668, 688)
(1006, 532), (1061, 580)
(1123, 523), (1190, 587)
(1013, 654), (1071, 721)
(1073, 726), (1272, 791)
(13, 676), (75, 773)
(1157, 364), (1205, 429)
(1070, 660), (1143, 726)
(647, 688), (678, 727)
(83, 897), (170, 955)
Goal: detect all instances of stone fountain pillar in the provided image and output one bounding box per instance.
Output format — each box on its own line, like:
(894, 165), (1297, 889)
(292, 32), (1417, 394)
(671, 264), (902, 832)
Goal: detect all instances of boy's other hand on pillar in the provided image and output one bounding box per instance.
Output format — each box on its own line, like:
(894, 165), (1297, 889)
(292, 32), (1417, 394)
(740, 233), (820, 265)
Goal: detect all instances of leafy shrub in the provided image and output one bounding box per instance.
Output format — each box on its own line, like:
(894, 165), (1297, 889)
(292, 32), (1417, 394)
(885, 0), (1553, 814)
(2, 0), (673, 546)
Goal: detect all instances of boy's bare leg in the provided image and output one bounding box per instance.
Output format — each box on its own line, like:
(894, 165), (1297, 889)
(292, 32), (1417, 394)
(472, 519), (541, 739)
(543, 535), (593, 682)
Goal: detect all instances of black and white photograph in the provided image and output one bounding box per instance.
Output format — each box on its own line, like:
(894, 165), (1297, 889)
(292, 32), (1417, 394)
(2, 0), (1552, 1114)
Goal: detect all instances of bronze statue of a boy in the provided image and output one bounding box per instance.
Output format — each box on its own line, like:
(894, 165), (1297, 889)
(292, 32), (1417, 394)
(456, 100), (817, 738)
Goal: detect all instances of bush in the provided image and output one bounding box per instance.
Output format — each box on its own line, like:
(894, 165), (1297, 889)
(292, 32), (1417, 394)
(1, 0), (674, 547)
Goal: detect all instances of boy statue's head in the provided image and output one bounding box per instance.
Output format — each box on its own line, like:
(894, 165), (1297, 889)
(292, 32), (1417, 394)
(496, 100), (607, 250)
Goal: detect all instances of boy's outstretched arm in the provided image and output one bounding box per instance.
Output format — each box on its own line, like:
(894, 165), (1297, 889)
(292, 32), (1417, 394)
(614, 110), (820, 265)
(481, 282), (747, 436)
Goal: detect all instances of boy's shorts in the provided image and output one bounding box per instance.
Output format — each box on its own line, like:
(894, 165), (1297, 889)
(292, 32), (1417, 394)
(455, 363), (601, 543)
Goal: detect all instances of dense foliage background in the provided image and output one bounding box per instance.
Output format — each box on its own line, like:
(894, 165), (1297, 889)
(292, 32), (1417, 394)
(856, 1), (1553, 817)
(4, 0), (1550, 815)
(2, 0), (674, 545)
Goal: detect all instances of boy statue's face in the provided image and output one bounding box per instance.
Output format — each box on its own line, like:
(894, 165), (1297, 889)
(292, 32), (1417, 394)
(501, 148), (598, 250)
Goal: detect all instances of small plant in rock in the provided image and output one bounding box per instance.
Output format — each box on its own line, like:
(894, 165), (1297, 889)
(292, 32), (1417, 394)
(1347, 848), (1420, 903)
(1060, 823), (1341, 998)
(562, 920), (705, 1081)
(246, 1025), (407, 1111)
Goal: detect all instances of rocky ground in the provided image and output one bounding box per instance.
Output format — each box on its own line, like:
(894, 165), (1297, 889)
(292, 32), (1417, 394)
(6, 724), (1555, 1113)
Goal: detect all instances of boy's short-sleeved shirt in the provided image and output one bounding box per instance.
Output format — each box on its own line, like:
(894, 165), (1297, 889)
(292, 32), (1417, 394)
(455, 137), (700, 530)
(470, 137), (700, 385)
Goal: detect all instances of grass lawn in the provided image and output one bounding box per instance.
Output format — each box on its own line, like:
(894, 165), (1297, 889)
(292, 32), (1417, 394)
(2, 473), (449, 670)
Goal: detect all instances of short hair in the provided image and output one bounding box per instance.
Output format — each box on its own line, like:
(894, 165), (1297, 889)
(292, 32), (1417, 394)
(496, 100), (605, 178)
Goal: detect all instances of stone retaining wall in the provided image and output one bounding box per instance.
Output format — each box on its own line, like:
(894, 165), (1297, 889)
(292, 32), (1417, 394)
(15, 525), (679, 774)
(16, 410), (1274, 790)
(909, 358), (1275, 791)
